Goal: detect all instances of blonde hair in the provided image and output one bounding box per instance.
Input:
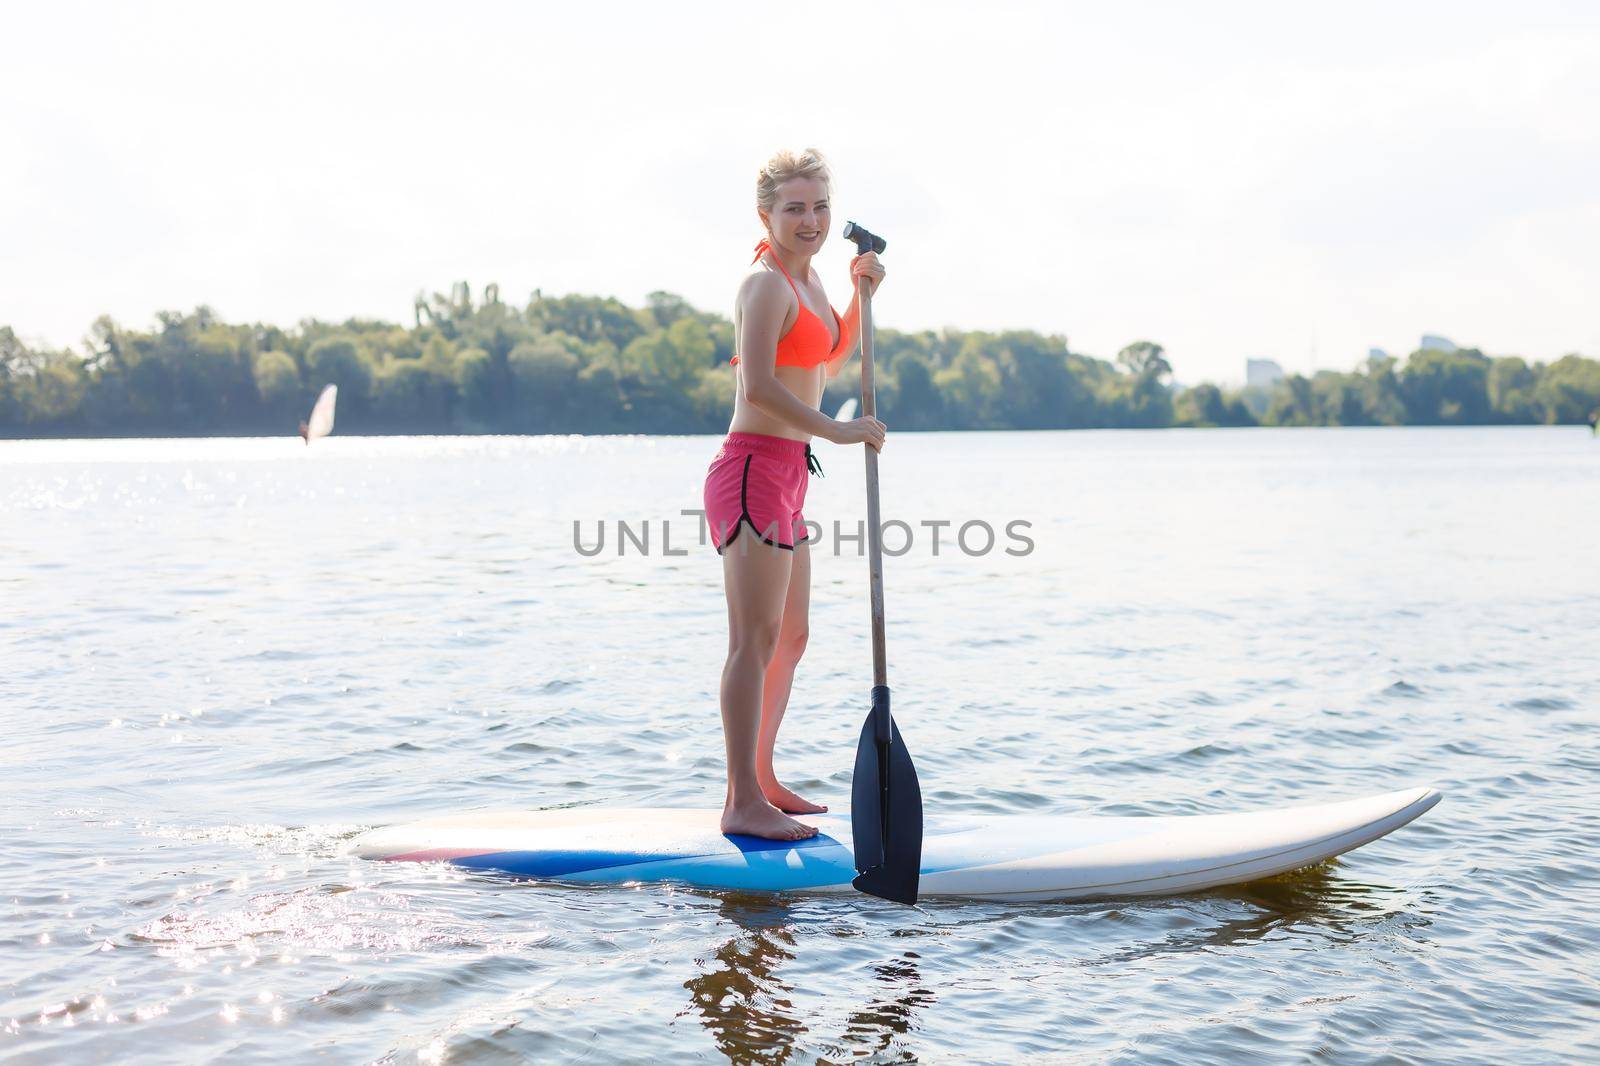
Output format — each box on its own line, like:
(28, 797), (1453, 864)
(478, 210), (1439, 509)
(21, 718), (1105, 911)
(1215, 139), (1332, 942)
(756, 147), (832, 214)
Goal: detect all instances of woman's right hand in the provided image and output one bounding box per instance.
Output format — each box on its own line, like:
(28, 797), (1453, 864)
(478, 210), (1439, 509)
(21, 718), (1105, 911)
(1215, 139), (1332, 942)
(828, 416), (887, 452)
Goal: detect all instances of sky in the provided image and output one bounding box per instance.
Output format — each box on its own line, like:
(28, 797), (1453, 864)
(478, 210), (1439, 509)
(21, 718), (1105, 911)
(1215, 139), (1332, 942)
(2, 0), (1597, 385)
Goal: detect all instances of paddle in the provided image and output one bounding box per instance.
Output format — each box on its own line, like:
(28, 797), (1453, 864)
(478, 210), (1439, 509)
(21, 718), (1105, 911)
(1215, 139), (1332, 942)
(843, 220), (923, 905)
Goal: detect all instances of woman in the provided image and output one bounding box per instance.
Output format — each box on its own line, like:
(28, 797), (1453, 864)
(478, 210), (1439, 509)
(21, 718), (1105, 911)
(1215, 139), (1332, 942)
(703, 148), (887, 842)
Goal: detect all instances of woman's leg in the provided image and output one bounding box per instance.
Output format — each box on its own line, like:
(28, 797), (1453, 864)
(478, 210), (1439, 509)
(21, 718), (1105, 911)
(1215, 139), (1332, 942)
(755, 540), (827, 813)
(719, 535), (818, 841)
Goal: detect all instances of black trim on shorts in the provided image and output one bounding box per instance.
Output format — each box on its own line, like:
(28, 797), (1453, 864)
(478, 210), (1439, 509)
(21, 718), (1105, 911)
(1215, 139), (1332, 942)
(716, 454), (802, 554)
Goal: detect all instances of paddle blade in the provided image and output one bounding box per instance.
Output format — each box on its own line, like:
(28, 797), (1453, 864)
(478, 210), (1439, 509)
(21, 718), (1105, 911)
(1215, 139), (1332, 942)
(850, 710), (923, 905)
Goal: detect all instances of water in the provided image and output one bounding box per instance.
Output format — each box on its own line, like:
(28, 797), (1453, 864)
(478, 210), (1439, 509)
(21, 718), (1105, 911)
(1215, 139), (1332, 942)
(2, 427), (1597, 1063)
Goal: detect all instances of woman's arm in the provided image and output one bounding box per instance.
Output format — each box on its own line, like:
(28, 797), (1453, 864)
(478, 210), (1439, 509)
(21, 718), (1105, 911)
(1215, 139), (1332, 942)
(824, 253), (884, 381)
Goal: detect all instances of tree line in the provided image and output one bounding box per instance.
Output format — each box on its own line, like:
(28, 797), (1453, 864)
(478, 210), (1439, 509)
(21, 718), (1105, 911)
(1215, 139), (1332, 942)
(3, 282), (1597, 437)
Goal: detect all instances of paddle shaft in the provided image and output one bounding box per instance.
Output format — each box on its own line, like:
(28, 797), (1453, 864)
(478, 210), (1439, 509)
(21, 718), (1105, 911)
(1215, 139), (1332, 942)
(857, 273), (889, 729)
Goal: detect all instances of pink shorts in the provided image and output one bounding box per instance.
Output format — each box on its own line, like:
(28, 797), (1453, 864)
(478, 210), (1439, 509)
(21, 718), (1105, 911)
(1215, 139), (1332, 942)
(703, 432), (822, 553)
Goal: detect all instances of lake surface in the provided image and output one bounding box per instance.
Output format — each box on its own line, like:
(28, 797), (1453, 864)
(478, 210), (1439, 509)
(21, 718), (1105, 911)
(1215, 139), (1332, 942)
(2, 427), (1597, 1063)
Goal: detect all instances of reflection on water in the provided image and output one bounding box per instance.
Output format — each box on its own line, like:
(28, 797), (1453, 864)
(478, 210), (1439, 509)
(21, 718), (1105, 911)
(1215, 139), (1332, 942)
(1088, 863), (1435, 967)
(682, 896), (809, 1061)
(2, 429), (1597, 1061)
(837, 953), (935, 1061)
(682, 893), (936, 1063)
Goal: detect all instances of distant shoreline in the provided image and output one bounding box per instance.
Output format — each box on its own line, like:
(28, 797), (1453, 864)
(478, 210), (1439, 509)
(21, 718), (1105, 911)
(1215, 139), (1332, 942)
(3, 424), (1591, 446)
(4, 287), (1597, 437)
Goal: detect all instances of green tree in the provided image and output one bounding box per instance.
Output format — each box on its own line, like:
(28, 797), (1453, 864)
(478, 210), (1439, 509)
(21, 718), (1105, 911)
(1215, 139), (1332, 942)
(646, 291), (694, 329)
(1533, 354), (1600, 424)
(992, 332), (1092, 428)
(934, 340), (1002, 428)
(689, 365), (735, 430)
(1176, 383), (1256, 427)
(1116, 340), (1172, 380)
(576, 360), (623, 431)
(13, 351), (86, 428)
(1108, 340), (1174, 427)
(527, 293), (648, 352)
(1312, 370), (1369, 426)
(1357, 354), (1406, 425)
(253, 350), (301, 411)
(1488, 357), (1538, 423)
(666, 316), (716, 379)
(374, 340), (457, 428)
(886, 351), (943, 429)
(1400, 348), (1491, 424)
(1265, 375), (1318, 426)
(414, 281), (476, 338)
(454, 346), (498, 427)
(0, 327), (29, 428)
(307, 336), (375, 418)
(510, 334), (582, 430)
(185, 325), (258, 428)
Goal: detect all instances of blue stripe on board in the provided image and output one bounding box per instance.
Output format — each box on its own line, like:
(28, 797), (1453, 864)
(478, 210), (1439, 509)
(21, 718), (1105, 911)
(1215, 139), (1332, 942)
(574, 836), (859, 892)
(451, 831), (842, 879)
(724, 831), (840, 854)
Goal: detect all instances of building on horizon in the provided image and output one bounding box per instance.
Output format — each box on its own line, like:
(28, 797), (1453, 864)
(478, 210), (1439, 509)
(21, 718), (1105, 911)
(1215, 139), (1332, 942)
(1246, 358), (1285, 388)
(1420, 334), (1458, 353)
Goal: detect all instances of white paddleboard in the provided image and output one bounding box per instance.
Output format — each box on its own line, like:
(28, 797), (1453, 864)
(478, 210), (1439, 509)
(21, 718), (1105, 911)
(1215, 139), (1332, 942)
(350, 785), (1441, 901)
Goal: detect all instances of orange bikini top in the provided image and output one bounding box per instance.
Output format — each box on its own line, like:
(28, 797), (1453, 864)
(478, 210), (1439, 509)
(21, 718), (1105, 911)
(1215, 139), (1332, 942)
(730, 237), (846, 370)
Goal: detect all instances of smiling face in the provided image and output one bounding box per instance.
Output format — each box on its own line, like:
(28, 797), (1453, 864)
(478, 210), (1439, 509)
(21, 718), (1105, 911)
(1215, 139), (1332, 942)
(761, 175), (831, 255)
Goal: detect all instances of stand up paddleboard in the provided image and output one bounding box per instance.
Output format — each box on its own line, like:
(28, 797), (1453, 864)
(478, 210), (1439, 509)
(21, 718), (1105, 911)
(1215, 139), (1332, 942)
(350, 785), (1440, 901)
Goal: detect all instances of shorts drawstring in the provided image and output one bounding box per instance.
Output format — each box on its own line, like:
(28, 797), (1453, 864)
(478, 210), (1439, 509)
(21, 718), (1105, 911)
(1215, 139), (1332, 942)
(805, 444), (824, 478)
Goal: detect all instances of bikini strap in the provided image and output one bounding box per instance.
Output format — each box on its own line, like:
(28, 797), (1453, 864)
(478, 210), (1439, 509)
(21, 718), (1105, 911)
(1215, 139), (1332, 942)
(752, 237), (801, 301)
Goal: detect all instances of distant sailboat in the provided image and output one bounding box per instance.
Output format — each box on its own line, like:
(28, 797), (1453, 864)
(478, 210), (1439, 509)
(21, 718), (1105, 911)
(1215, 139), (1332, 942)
(834, 396), (857, 422)
(299, 384), (338, 444)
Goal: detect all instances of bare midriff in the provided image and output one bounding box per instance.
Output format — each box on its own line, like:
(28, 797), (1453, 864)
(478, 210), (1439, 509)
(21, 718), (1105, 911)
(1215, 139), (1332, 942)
(727, 366), (824, 441)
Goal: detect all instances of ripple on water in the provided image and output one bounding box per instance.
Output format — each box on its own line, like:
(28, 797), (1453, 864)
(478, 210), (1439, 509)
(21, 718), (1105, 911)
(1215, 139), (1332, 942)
(1506, 696), (1575, 712)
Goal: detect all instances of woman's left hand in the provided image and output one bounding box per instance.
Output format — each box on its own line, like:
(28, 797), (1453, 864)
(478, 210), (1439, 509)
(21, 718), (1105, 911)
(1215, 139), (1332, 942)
(850, 251), (886, 297)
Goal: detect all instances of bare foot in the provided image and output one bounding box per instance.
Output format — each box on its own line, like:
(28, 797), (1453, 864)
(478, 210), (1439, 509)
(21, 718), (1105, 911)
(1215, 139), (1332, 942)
(760, 778), (829, 815)
(721, 799), (818, 841)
